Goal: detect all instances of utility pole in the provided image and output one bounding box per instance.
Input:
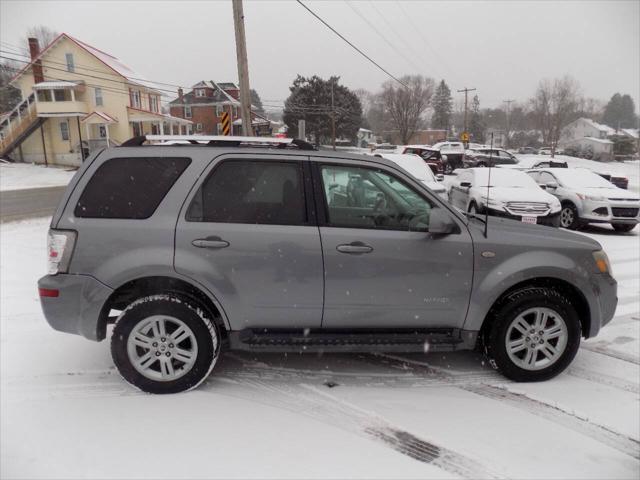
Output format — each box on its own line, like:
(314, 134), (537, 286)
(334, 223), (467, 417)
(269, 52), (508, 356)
(232, 0), (252, 137)
(503, 99), (514, 148)
(331, 81), (336, 151)
(457, 87), (476, 137)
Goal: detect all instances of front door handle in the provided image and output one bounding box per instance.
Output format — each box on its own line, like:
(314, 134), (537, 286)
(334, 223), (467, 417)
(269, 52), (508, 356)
(336, 242), (373, 254)
(192, 236), (230, 249)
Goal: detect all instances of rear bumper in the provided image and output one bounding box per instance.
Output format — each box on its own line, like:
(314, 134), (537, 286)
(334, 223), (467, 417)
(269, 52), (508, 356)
(38, 274), (113, 341)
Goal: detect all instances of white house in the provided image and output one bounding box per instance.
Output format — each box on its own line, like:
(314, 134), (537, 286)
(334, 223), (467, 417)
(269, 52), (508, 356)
(357, 128), (374, 148)
(559, 118), (614, 160)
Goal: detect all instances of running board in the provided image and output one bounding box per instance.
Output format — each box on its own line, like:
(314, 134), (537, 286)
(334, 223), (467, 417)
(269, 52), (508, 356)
(228, 328), (478, 353)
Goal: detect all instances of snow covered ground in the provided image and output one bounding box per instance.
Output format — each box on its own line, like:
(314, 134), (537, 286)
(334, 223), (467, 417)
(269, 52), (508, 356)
(1, 218), (638, 479)
(0, 163), (76, 192)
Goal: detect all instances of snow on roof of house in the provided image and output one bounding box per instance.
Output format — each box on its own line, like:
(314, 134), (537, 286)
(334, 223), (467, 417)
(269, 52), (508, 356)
(621, 128), (639, 139)
(10, 33), (164, 95)
(581, 118), (616, 134)
(576, 136), (614, 145)
(32, 80), (81, 89)
(81, 111), (117, 124)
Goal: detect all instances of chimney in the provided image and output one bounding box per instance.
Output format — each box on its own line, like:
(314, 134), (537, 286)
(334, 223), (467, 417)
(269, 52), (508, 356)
(178, 88), (184, 102)
(28, 37), (44, 84)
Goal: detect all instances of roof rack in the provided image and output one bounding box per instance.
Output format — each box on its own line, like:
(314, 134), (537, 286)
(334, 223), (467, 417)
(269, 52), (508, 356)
(120, 135), (316, 151)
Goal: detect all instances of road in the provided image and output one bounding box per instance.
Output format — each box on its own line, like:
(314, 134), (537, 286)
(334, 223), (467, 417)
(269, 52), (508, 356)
(0, 186), (66, 222)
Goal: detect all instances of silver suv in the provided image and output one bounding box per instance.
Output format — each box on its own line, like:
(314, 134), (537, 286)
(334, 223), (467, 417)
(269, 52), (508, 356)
(39, 135), (618, 394)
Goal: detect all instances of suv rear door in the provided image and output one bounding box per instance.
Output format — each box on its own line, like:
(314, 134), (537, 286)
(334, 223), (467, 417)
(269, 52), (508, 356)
(175, 154), (323, 330)
(313, 160), (473, 329)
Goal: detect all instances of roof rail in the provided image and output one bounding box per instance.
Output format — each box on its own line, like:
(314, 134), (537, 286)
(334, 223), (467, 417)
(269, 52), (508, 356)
(119, 135), (316, 151)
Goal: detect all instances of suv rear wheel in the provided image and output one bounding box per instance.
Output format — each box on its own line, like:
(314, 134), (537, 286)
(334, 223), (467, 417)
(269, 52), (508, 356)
(111, 294), (219, 394)
(485, 287), (581, 382)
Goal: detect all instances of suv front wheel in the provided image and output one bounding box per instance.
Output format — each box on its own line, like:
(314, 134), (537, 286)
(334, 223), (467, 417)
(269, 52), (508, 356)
(111, 294), (220, 394)
(485, 287), (581, 382)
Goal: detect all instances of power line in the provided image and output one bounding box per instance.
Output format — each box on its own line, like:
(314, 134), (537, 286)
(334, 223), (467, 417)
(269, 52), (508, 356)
(295, 0), (407, 88)
(343, 1), (422, 74)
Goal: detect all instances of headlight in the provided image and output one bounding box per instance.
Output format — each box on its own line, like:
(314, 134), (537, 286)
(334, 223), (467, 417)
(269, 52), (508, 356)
(592, 250), (612, 276)
(578, 193), (605, 201)
(550, 201), (561, 212)
(485, 198), (505, 209)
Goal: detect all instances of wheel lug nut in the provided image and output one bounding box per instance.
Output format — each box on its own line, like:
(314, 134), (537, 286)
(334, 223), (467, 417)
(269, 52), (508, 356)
(155, 352), (161, 356)
(539, 340), (544, 344)
(525, 337), (530, 342)
(530, 329), (535, 334)
(161, 337), (166, 342)
(539, 331), (543, 336)
(169, 343), (174, 348)
(165, 352), (171, 357)
(152, 342), (158, 347)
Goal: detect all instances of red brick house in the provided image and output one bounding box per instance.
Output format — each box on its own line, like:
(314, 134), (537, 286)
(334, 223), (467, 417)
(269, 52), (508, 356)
(169, 81), (272, 136)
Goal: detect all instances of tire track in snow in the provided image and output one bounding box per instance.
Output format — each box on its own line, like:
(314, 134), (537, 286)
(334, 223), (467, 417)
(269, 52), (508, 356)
(372, 354), (640, 460)
(462, 384), (640, 461)
(580, 343), (640, 365)
(213, 357), (505, 479)
(566, 366), (640, 394)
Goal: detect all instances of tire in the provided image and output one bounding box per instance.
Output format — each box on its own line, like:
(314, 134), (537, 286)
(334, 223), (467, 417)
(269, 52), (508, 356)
(444, 162), (454, 175)
(476, 162), (486, 168)
(484, 287), (581, 382)
(559, 203), (583, 230)
(612, 223), (637, 233)
(468, 202), (480, 214)
(111, 294), (220, 394)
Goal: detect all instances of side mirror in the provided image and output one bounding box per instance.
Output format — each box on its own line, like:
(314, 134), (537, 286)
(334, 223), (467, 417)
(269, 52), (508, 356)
(429, 208), (458, 235)
(436, 174), (445, 182)
(460, 181), (472, 188)
(546, 182), (558, 189)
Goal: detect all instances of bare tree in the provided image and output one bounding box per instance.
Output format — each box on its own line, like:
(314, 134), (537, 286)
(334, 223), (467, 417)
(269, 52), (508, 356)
(23, 25), (59, 50)
(381, 75), (434, 145)
(530, 76), (581, 156)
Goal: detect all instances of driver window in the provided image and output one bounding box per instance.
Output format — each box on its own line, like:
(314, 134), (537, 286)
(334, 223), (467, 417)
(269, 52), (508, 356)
(538, 172), (556, 185)
(320, 165), (433, 231)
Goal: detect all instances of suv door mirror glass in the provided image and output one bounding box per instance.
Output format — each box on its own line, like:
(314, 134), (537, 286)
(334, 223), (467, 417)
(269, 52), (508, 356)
(429, 208), (458, 234)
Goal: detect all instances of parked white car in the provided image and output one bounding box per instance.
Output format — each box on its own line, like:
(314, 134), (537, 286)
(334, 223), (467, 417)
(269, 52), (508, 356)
(527, 168), (640, 232)
(448, 168), (561, 226)
(374, 153), (448, 201)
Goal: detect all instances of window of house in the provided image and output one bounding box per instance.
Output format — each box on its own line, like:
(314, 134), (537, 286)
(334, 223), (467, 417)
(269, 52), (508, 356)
(98, 125), (107, 138)
(95, 88), (103, 106)
(216, 105), (222, 116)
(216, 123), (222, 135)
(75, 157), (191, 219)
(130, 90), (141, 108)
(196, 123), (203, 132)
(60, 121), (69, 141)
(185, 106), (192, 118)
(233, 106), (238, 118)
(320, 165), (433, 231)
(196, 89), (205, 97)
(37, 90), (52, 102)
(187, 160), (306, 225)
(150, 95), (158, 113)
(53, 89), (68, 102)
(65, 53), (75, 72)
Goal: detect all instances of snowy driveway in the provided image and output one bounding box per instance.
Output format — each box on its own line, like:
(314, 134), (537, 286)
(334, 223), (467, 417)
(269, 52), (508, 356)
(1, 218), (638, 479)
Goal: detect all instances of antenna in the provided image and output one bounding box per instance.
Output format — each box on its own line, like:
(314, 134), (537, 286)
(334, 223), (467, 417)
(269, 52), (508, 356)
(484, 133), (494, 237)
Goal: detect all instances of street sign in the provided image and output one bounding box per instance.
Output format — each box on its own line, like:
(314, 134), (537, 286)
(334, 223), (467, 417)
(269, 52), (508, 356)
(220, 111), (231, 136)
(460, 132), (469, 142)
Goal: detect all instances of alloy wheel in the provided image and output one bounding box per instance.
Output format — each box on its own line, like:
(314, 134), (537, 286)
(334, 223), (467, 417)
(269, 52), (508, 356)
(560, 207), (574, 228)
(126, 315), (198, 381)
(505, 307), (568, 371)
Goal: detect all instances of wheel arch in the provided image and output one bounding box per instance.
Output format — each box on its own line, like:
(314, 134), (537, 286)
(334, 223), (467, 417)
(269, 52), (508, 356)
(478, 277), (591, 340)
(97, 275), (230, 341)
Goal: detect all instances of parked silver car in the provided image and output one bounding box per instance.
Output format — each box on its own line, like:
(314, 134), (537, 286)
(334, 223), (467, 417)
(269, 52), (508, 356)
(528, 168), (639, 232)
(38, 135), (617, 393)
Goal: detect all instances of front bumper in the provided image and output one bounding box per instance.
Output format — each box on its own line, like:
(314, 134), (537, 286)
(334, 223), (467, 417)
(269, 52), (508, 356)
(487, 208), (561, 227)
(580, 200), (640, 224)
(591, 273), (618, 337)
(38, 274), (114, 341)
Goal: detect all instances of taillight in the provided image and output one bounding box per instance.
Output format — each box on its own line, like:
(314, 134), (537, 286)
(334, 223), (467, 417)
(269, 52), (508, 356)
(47, 229), (77, 274)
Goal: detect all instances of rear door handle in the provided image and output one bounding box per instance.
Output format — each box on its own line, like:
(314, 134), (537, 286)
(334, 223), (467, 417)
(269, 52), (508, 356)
(192, 236), (230, 249)
(336, 242), (373, 254)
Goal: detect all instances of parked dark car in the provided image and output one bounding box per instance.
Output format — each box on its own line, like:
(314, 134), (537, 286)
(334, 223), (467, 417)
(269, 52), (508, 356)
(401, 146), (443, 175)
(518, 147), (539, 154)
(463, 148), (519, 168)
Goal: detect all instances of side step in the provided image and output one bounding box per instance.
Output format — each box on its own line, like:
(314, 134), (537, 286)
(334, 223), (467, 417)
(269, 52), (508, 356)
(228, 328), (477, 353)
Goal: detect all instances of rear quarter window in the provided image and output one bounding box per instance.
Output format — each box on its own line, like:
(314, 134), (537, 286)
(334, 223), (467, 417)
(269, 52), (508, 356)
(74, 157), (191, 219)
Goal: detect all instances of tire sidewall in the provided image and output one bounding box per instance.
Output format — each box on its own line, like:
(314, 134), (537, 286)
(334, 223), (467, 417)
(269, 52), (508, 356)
(487, 289), (581, 382)
(111, 296), (218, 394)
(560, 203), (581, 230)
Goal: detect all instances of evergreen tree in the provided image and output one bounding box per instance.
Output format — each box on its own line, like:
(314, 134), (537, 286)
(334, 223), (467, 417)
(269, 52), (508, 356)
(250, 89), (265, 116)
(431, 80), (453, 134)
(283, 75), (362, 146)
(468, 95), (484, 143)
(602, 93), (638, 129)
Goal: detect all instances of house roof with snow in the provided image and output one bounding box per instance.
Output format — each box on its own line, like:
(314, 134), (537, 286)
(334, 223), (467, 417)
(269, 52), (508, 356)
(9, 33), (164, 95)
(578, 118), (617, 135)
(621, 128), (639, 139)
(170, 80), (241, 106)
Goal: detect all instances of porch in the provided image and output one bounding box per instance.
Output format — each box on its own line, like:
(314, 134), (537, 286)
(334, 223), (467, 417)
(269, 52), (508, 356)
(127, 107), (193, 137)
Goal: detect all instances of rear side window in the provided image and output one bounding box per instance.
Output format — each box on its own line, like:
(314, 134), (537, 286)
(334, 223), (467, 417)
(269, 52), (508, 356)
(187, 160), (306, 225)
(75, 157), (191, 219)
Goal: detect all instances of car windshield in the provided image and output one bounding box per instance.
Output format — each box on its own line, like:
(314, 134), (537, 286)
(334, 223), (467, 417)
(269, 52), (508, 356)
(474, 169), (539, 188)
(552, 169), (615, 188)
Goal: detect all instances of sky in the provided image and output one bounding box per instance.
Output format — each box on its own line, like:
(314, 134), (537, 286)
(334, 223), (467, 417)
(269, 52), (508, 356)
(1, 0), (638, 113)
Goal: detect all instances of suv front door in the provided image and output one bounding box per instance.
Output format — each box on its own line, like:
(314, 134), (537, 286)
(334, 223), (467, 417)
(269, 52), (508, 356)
(175, 155), (323, 330)
(314, 161), (474, 329)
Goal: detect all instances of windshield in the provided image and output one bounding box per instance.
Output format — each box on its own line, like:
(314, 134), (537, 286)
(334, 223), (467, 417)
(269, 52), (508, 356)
(551, 169), (614, 188)
(474, 169), (539, 188)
